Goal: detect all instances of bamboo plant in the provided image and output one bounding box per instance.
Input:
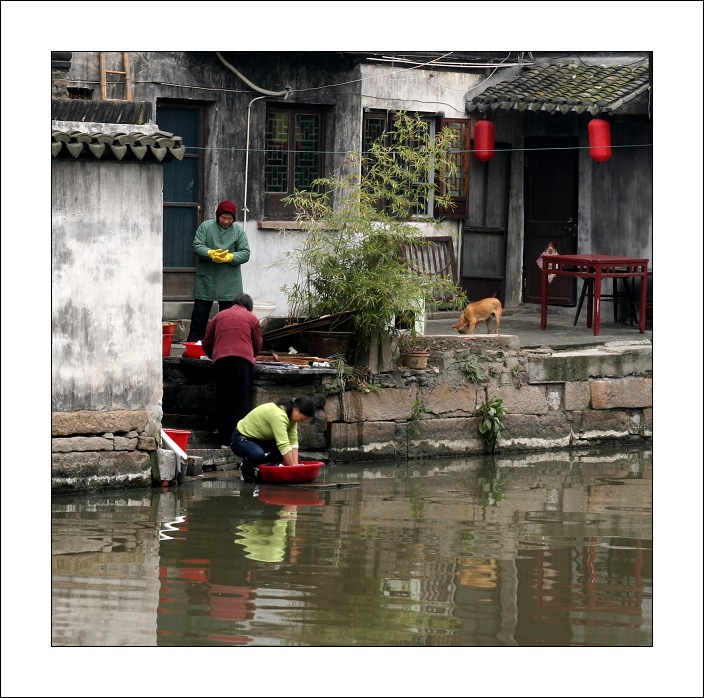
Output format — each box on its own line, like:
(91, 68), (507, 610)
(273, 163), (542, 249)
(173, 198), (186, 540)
(274, 111), (467, 356)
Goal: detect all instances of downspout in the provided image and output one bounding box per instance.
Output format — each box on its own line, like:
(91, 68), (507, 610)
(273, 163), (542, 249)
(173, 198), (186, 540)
(243, 95), (268, 230)
(215, 51), (291, 229)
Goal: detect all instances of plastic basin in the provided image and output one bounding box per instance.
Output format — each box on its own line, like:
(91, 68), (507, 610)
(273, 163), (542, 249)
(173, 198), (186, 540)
(257, 460), (324, 484)
(163, 428), (191, 452)
(182, 342), (207, 359)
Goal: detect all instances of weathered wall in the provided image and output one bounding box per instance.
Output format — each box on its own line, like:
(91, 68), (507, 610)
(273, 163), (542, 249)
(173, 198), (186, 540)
(157, 337), (652, 472)
(52, 157), (164, 491)
(322, 336), (652, 460)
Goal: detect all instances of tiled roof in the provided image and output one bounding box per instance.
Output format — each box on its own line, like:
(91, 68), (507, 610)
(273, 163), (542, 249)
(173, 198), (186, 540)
(52, 129), (186, 162)
(465, 61), (650, 115)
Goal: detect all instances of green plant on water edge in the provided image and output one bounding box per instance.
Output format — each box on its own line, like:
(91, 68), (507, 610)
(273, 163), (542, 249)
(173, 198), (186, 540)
(410, 398), (427, 436)
(460, 358), (481, 384)
(326, 353), (380, 393)
(270, 110), (468, 355)
(477, 396), (506, 455)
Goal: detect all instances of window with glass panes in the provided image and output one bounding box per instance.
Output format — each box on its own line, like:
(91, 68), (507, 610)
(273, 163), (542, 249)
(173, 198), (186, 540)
(362, 111), (470, 219)
(265, 107), (324, 219)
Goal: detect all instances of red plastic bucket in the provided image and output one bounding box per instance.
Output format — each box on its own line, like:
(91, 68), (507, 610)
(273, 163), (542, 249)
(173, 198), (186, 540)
(162, 333), (173, 357)
(162, 322), (177, 336)
(164, 429), (191, 452)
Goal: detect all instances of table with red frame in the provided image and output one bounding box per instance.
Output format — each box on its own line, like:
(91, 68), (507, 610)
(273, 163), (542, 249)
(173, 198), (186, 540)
(540, 254), (649, 336)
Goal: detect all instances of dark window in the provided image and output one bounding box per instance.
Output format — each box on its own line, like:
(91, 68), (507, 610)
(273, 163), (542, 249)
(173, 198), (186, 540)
(362, 111), (470, 219)
(265, 106), (325, 219)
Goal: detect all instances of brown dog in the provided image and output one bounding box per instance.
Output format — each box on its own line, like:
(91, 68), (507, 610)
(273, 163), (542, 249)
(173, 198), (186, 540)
(453, 297), (502, 335)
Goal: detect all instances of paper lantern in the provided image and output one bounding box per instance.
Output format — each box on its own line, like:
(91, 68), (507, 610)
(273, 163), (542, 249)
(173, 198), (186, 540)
(474, 120), (495, 162)
(588, 118), (612, 162)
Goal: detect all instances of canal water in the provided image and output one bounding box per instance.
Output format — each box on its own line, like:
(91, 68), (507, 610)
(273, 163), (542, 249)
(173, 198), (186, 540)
(16, 445), (694, 695)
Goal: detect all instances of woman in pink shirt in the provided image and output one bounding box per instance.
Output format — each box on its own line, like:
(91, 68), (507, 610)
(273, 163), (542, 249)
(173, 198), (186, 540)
(202, 293), (263, 447)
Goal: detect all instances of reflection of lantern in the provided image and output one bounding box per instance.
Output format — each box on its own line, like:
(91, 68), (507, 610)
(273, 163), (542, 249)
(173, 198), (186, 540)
(588, 118), (612, 162)
(474, 120), (495, 162)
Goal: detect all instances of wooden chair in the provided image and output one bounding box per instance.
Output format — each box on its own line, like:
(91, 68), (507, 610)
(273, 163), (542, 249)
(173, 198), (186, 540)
(574, 277), (639, 327)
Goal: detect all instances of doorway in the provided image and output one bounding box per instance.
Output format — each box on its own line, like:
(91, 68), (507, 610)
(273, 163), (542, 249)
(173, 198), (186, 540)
(156, 102), (205, 301)
(522, 136), (578, 305)
(461, 143), (510, 303)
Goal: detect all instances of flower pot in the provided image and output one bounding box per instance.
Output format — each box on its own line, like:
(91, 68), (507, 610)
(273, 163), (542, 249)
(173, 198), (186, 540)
(401, 351), (429, 369)
(307, 331), (354, 358)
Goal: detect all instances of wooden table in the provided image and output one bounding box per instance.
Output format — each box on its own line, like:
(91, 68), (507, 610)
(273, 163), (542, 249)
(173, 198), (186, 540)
(540, 254), (649, 336)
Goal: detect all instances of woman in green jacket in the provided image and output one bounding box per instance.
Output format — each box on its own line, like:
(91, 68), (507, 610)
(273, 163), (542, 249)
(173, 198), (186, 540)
(186, 200), (251, 342)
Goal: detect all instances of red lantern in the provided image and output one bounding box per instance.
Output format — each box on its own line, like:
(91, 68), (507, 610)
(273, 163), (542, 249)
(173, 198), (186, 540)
(588, 118), (612, 162)
(474, 120), (495, 162)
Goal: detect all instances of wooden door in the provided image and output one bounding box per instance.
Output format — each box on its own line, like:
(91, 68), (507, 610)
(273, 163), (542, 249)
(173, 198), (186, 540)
(522, 136), (578, 305)
(461, 143), (510, 303)
(156, 103), (204, 301)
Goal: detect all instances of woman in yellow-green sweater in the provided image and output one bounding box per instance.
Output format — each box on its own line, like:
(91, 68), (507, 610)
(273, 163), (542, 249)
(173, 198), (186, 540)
(230, 396), (316, 483)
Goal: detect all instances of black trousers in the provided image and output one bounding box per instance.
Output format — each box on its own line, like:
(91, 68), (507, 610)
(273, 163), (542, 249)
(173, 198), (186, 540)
(213, 356), (255, 446)
(186, 299), (234, 342)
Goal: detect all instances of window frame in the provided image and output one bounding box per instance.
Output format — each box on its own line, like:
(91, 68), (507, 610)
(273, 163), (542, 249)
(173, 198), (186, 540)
(361, 110), (470, 220)
(264, 104), (326, 220)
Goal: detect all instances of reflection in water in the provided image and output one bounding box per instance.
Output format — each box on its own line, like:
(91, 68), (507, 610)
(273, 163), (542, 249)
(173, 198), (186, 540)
(51, 447), (653, 647)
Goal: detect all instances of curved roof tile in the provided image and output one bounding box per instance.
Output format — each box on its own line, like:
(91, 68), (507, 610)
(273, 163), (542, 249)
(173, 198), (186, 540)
(51, 130), (185, 162)
(466, 61), (650, 115)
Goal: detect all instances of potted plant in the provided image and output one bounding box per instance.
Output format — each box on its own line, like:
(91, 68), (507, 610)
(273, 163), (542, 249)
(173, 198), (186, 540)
(273, 111), (466, 365)
(395, 325), (431, 369)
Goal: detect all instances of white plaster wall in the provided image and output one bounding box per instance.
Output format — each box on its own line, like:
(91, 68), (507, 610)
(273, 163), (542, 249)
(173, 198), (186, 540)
(52, 159), (164, 430)
(360, 64), (477, 118)
(240, 65), (476, 314)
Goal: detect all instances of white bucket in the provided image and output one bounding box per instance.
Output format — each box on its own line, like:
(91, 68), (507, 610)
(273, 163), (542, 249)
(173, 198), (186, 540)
(252, 300), (277, 320)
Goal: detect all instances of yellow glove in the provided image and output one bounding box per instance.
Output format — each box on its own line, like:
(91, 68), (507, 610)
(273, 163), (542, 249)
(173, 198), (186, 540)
(207, 248), (223, 260)
(219, 251), (234, 263)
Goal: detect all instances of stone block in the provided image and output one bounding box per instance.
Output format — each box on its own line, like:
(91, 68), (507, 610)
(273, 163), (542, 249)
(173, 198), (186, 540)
(409, 417), (484, 456)
(577, 409), (631, 440)
(51, 436), (113, 452)
(500, 413), (573, 450)
(564, 381), (590, 411)
(52, 409), (149, 436)
(138, 436), (157, 450)
(114, 436), (137, 451)
(424, 384), (480, 417)
(157, 449), (177, 481)
(51, 451), (151, 493)
(341, 389), (416, 423)
(324, 394), (341, 422)
(186, 456), (204, 476)
(590, 377), (652, 409)
(492, 384), (548, 415)
(525, 347), (652, 383)
(328, 421), (401, 459)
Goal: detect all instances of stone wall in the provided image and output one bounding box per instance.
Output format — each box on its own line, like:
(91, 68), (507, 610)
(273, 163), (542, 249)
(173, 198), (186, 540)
(54, 335), (651, 494)
(321, 335), (652, 460)
(51, 410), (156, 493)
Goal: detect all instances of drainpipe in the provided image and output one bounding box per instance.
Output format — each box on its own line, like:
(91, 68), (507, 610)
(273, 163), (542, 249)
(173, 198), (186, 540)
(243, 95), (268, 230)
(215, 52), (291, 229)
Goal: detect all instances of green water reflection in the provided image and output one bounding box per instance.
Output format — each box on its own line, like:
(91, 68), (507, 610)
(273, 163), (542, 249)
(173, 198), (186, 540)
(51, 447), (652, 647)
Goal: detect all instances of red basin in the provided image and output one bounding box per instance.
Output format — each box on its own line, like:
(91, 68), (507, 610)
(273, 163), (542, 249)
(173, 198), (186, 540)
(257, 486), (324, 506)
(183, 341), (207, 359)
(257, 460), (325, 484)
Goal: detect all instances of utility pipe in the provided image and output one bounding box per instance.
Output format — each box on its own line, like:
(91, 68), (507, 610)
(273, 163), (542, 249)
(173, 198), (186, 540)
(243, 95), (268, 230)
(215, 51), (291, 229)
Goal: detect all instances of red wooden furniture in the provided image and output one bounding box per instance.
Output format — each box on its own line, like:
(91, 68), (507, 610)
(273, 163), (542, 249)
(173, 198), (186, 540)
(540, 254), (649, 336)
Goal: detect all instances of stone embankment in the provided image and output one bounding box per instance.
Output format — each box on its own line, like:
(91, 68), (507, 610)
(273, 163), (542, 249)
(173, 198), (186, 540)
(52, 333), (652, 493)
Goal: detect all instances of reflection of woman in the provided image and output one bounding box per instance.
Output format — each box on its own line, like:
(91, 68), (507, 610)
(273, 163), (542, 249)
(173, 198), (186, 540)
(230, 396), (316, 483)
(234, 506), (298, 563)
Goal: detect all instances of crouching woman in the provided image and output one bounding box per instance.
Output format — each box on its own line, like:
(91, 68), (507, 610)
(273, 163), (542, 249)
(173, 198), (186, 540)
(231, 396), (316, 482)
